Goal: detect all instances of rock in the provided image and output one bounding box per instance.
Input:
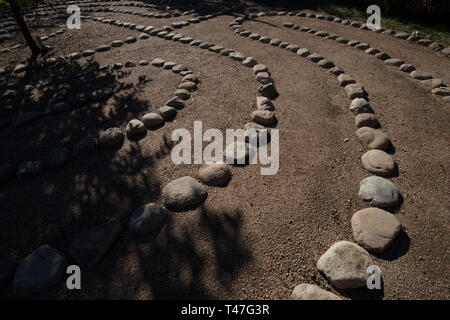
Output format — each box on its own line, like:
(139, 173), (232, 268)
(251, 110), (276, 126)
(256, 96), (275, 111)
(259, 36), (271, 43)
(441, 47), (450, 56)
(0, 164), (16, 181)
(13, 64), (26, 73)
(420, 79), (444, 90)
(307, 53), (323, 62)
(337, 74), (355, 87)
(163, 61), (176, 69)
(329, 66), (344, 76)
(17, 161), (41, 179)
(361, 149), (395, 176)
(172, 64), (187, 73)
(0, 259), (17, 284)
(128, 203), (168, 235)
(286, 44), (300, 52)
(296, 48), (310, 57)
(151, 58), (165, 67)
(255, 72), (273, 85)
(182, 74), (199, 84)
(317, 241), (371, 289)
(355, 113), (379, 128)
(81, 50), (95, 57)
(125, 61), (136, 67)
(348, 40), (359, 47)
(139, 33), (149, 39)
(399, 64), (416, 73)
(429, 42), (443, 51)
(351, 208), (402, 253)
(359, 176), (400, 207)
(198, 163), (231, 186)
(410, 71), (432, 80)
(73, 137), (96, 157)
(270, 39), (281, 46)
(384, 58), (404, 67)
(242, 57), (257, 67)
(142, 112), (165, 128)
(162, 176), (207, 210)
(46, 148), (70, 167)
(317, 60), (334, 69)
(209, 45), (224, 53)
(126, 119), (146, 138)
(253, 64), (268, 74)
(249, 33), (260, 40)
(394, 32), (410, 39)
(375, 52), (390, 60)
(178, 81), (197, 91)
(258, 83), (279, 99)
(229, 52), (245, 61)
(356, 127), (390, 150)
(417, 39), (432, 46)
(139, 60), (149, 66)
(166, 96), (186, 109)
(124, 36), (137, 43)
(13, 245), (66, 297)
(431, 87), (450, 96)
(365, 48), (380, 55)
(291, 284), (341, 300)
(279, 42), (289, 49)
(95, 45), (111, 52)
(315, 31), (329, 37)
(98, 127), (124, 148)
(158, 106), (177, 119)
(111, 40), (123, 48)
(345, 83), (368, 100)
(355, 43), (370, 50)
(336, 37), (349, 44)
(175, 89), (191, 100)
(70, 221), (121, 269)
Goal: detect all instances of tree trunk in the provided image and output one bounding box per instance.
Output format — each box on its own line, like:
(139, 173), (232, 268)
(7, 0), (41, 60)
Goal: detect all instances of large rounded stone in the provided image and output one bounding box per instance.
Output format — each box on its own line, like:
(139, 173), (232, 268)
(142, 112), (165, 128)
(198, 163), (231, 186)
(351, 208), (402, 253)
(13, 245), (67, 297)
(126, 119), (146, 138)
(128, 203), (168, 235)
(317, 241), (372, 289)
(356, 127), (390, 150)
(359, 176), (400, 208)
(162, 176), (207, 210)
(98, 127), (124, 148)
(291, 284), (341, 300)
(361, 150), (395, 176)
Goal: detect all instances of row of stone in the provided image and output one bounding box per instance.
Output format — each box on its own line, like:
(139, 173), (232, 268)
(232, 17), (404, 299)
(282, 22), (450, 103)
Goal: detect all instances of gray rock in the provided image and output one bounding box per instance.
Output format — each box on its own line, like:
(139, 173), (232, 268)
(95, 45), (111, 52)
(124, 36), (137, 43)
(98, 127), (124, 148)
(398, 64), (416, 73)
(351, 208), (402, 253)
(356, 127), (390, 150)
(384, 58), (404, 67)
(365, 48), (380, 55)
(229, 52), (245, 61)
(46, 148), (70, 167)
(359, 176), (400, 207)
(142, 112), (165, 128)
(307, 53), (323, 62)
(317, 241), (372, 289)
(355, 113), (380, 128)
(337, 74), (355, 87)
(126, 119), (146, 138)
(345, 83), (368, 100)
(163, 61), (176, 69)
(175, 89), (191, 100)
(172, 64), (187, 73)
(128, 203), (168, 235)
(395, 32), (410, 39)
(255, 72), (273, 85)
(258, 83), (279, 99)
(13, 245), (66, 297)
(182, 74), (199, 84)
(251, 110), (276, 126)
(242, 57), (257, 67)
(253, 64), (268, 74)
(410, 71), (432, 80)
(178, 81), (197, 91)
(166, 96), (186, 109)
(151, 58), (165, 67)
(375, 52), (391, 60)
(431, 87), (450, 96)
(158, 106), (177, 119)
(198, 163), (231, 186)
(291, 283), (341, 300)
(70, 221), (121, 269)
(355, 43), (370, 50)
(162, 176), (207, 210)
(361, 149), (395, 176)
(317, 60), (335, 69)
(420, 79), (444, 90)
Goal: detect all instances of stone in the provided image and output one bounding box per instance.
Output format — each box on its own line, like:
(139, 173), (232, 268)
(13, 64), (26, 73)
(382, 29), (395, 35)
(317, 60), (334, 69)
(365, 48), (380, 55)
(375, 52), (390, 60)
(351, 208), (402, 253)
(317, 241), (372, 289)
(253, 64), (268, 74)
(420, 79), (444, 90)
(359, 176), (400, 208)
(139, 60), (149, 66)
(291, 284), (341, 300)
(355, 113), (379, 128)
(178, 81), (197, 91)
(356, 127), (390, 150)
(399, 64), (416, 72)
(175, 89), (191, 100)
(429, 42), (443, 51)
(162, 176), (207, 210)
(348, 40), (359, 47)
(172, 64), (187, 73)
(124, 36), (137, 43)
(259, 36), (271, 43)
(355, 43), (370, 50)
(180, 37), (193, 44)
(337, 74), (355, 87)
(410, 71), (432, 80)
(17, 161), (41, 179)
(431, 87), (450, 96)
(297, 48), (310, 57)
(329, 66), (344, 76)
(441, 47), (450, 56)
(166, 96), (186, 109)
(125, 61), (136, 67)
(336, 37), (349, 44)
(307, 53), (323, 62)
(158, 106), (177, 119)
(270, 39), (281, 46)
(126, 119), (146, 138)
(255, 72), (273, 85)
(350, 22), (361, 28)
(182, 74), (199, 84)
(384, 58), (404, 67)
(209, 45), (224, 53)
(73, 138), (96, 157)
(345, 83), (367, 100)
(395, 32), (410, 39)
(12, 245), (66, 297)
(151, 58), (165, 67)
(242, 57), (257, 67)
(81, 50), (95, 57)
(95, 45), (111, 52)
(249, 33), (260, 40)
(225, 142), (250, 165)
(128, 203), (168, 235)
(417, 39), (433, 46)
(282, 22), (294, 28)
(142, 112), (165, 128)
(0, 259), (16, 284)
(361, 149), (395, 176)
(163, 61), (176, 69)
(70, 221), (121, 269)
(256, 96), (275, 111)
(198, 163), (231, 186)
(139, 33), (149, 40)
(229, 52), (245, 61)
(258, 83), (279, 99)
(279, 42), (289, 49)
(251, 110), (276, 126)
(286, 44), (300, 52)
(46, 148), (70, 167)
(98, 127), (124, 148)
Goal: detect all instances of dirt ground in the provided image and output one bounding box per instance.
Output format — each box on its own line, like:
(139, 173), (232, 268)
(0, 1), (449, 300)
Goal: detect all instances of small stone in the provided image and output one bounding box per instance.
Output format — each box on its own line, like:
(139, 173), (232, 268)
(46, 148), (70, 167)
(229, 52), (245, 61)
(128, 203), (168, 235)
(317, 241), (372, 289)
(361, 149), (395, 176)
(351, 208), (402, 253)
(182, 74), (199, 83)
(291, 284), (341, 300)
(429, 42), (443, 51)
(124, 36), (137, 43)
(178, 81), (197, 91)
(70, 221), (121, 269)
(142, 112), (165, 128)
(307, 53), (323, 62)
(253, 64), (268, 74)
(355, 113), (379, 128)
(13, 245), (66, 297)
(410, 70), (432, 80)
(270, 39), (281, 46)
(317, 60), (334, 69)
(431, 87), (450, 96)
(336, 37), (349, 44)
(399, 64), (416, 73)
(125, 61), (136, 67)
(98, 127), (124, 148)
(163, 62), (176, 69)
(158, 106), (177, 119)
(417, 39), (433, 46)
(337, 74), (355, 87)
(13, 64), (26, 73)
(249, 33), (260, 40)
(375, 52), (390, 60)
(259, 36), (271, 43)
(126, 120), (146, 138)
(345, 83), (367, 100)
(256, 96), (275, 111)
(365, 48), (380, 55)
(359, 176), (400, 208)
(162, 176), (207, 210)
(139, 33), (149, 39)
(315, 31), (329, 37)
(242, 57), (257, 67)
(151, 58), (165, 67)
(258, 83), (279, 99)
(329, 66), (344, 76)
(384, 58), (404, 66)
(139, 60), (149, 66)
(251, 110), (276, 126)
(420, 79), (444, 90)
(95, 45), (110, 52)
(172, 64), (187, 73)
(255, 72), (273, 85)
(198, 163), (231, 186)
(166, 96), (186, 109)
(17, 161), (41, 180)
(81, 50), (95, 57)
(355, 43), (370, 50)
(286, 44), (300, 52)
(356, 127), (390, 150)
(348, 40), (359, 47)
(175, 89), (191, 100)
(395, 32), (410, 39)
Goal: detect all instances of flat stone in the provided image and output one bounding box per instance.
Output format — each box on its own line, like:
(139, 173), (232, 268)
(441, 47), (450, 56)
(317, 241), (372, 289)
(345, 83), (367, 100)
(255, 72), (273, 85)
(317, 59), (334, 69)
(13, 64), (26, 73)
(355, 113), (380, 128)
(0, 259), (17, 284)
(126, 119), (146, 138)
(98, 127), (124, 148)
(356, 127), (390, 150)
(175, 89), (191, 100)
(253, 64), (268, 74)
(128, 203), (168, 235)
(337, 74), (355, 87)
(125, 61), (136, 67)
(307, 53), (323, 62)
(352, 208), (402, 253)
(279, 42), (289, 49)
(361, 149), (395, 176)
(172, 64), (187, 73)
(209, 45), (224, 53)
(399, 64), (416, 72)
(429, 42), (443, 51)
(182, 74), (199, 83)
(420, 79), (444, 90)
(46, 147), (70, 167)
(394, 32), (410, 39)
(336, 37), (349, 44)
(163, 61), (176, 69)
(329, 66), (344, 76)
(17, 161), (41, 180)
(259, 36), (271, 43)
(291, 284), (341, 300)
(375, 52), (391, 60)
(355, 43), (370, 50)
(151, 58), (165, 67)
(365, 48), (380, 55)
(315, 31), (329, 37)
(178, 81), (197, 91)
(410, 70), (432, 80)
(348, 40), (360, 47)
(270, 39), (281, 46)
(242, 57), (257, 67)
(95, 45), (111, 52)
(297, 48), (310, 57)
(359, 176), (400, 207)
(198, 163), (231, 186)
(229, 52), (245, 61)
(142, 112), (165, 128)
(384, 58), (404, 66)
(258, 83), (279, 99)
(158, 106), (177, 119)
(431, 87), (450, 96)
(166, 96), (186, 109)
(139, 60), (149, 66)
(162, 176), (207, 210)
(417, 39), (433, 46)
(249, 33), (260, 40)
(81, 50), (95, 57)
(12, 245), (65, 297)
(70, 221), (121, 269)
(286, 44), (300, 52)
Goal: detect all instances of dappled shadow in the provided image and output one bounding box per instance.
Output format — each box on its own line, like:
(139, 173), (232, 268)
(373, 229), (410, 261)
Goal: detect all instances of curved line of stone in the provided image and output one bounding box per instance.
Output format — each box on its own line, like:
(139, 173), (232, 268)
(232, 16), (406, 297)
(280, 22), (449, 101)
